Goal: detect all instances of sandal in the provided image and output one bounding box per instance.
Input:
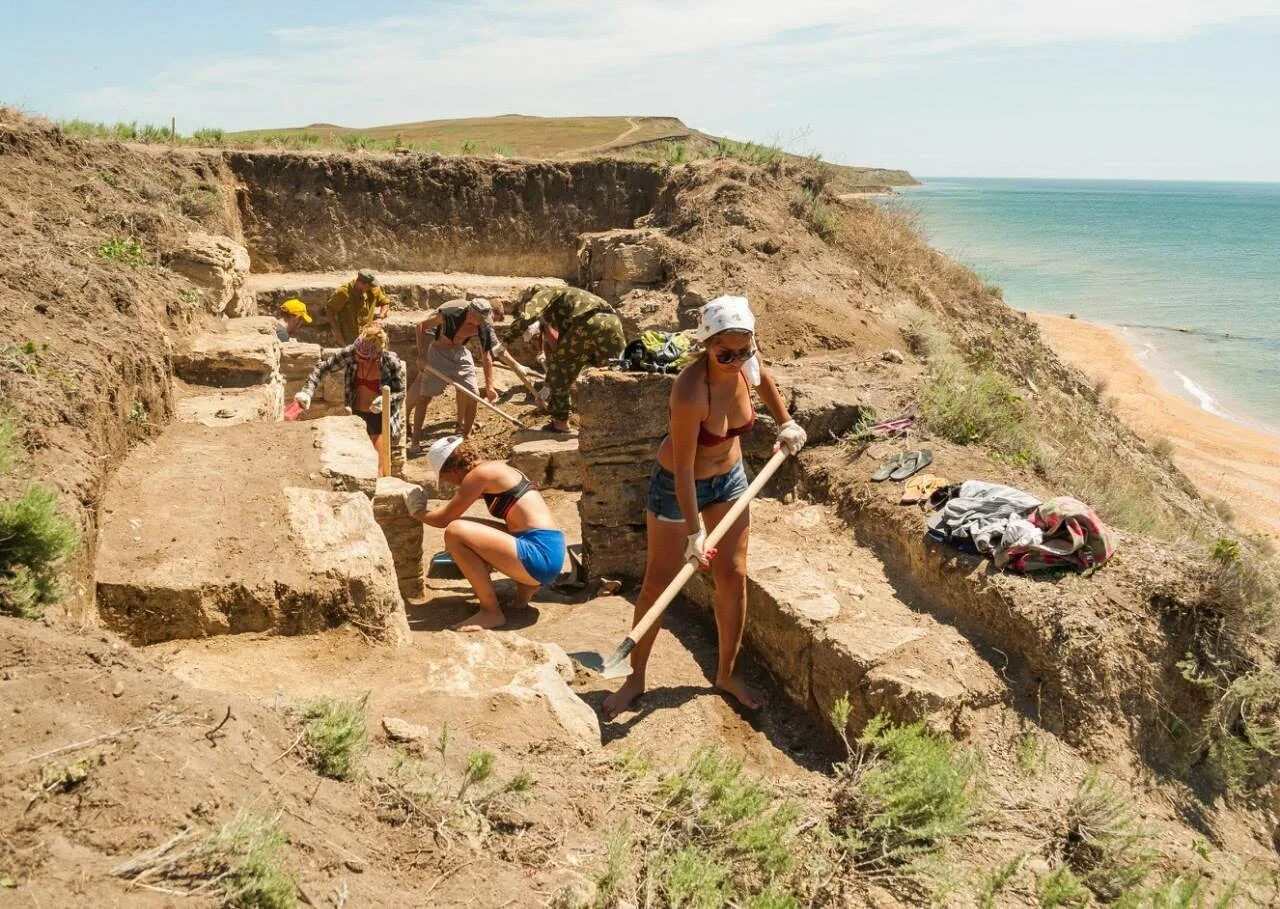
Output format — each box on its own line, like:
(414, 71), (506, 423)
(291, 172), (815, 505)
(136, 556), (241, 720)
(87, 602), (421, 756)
(539, 421), (574, 434)
(889, 448), (934, 481)
(871, 452), (905, 482)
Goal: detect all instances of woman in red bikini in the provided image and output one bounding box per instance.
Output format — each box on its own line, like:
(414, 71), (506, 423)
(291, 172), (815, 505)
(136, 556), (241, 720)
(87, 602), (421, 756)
(602, 296), (807, 719)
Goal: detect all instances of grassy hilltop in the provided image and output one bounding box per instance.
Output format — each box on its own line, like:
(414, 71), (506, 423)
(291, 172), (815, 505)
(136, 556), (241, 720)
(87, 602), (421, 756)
(60, 113), (918, 190)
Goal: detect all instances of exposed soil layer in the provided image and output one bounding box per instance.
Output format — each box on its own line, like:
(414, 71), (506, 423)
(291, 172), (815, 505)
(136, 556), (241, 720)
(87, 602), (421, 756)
(227, 152), (664, 279)
(0, 110), (239, 614)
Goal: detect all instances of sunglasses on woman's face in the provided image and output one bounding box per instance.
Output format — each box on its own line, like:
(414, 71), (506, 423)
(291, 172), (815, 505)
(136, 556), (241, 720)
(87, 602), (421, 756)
(714, 345), (756, 364)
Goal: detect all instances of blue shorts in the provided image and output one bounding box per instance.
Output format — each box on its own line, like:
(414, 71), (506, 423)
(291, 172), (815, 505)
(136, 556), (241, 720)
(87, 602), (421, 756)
(647, 460), (749, 523)
(513, 528), (566, 586)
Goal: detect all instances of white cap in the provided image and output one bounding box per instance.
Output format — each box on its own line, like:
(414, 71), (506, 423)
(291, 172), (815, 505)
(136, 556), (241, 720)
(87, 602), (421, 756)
(426, 435), (465, 479)
(468, 298), (493, 322)
(694, 295), (755, 342)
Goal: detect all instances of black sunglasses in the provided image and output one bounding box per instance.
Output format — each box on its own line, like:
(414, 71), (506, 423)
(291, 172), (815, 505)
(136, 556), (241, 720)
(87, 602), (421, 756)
(714, 345), (756, 364)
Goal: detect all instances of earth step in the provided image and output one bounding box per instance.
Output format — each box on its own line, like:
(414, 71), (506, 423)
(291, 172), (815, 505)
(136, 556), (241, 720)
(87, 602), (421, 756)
(173, 323), (282, 388)
(373, 476), (426, 601)
(95, 419), (405, 646)
(510, 438), (581, 489)
(174, 380), (283, 426)
(685, 498), (1005, 736)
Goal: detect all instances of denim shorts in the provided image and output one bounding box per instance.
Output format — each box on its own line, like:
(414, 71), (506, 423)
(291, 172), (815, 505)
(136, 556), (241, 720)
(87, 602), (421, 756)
(647, 460), (749, 523)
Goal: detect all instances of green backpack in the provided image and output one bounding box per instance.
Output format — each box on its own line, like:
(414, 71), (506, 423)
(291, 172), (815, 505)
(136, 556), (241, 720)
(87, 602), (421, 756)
(621, 330), (696, 373)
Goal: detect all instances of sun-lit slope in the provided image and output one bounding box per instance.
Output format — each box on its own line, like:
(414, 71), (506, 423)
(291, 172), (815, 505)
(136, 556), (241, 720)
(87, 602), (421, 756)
(229, 114), (689, 158)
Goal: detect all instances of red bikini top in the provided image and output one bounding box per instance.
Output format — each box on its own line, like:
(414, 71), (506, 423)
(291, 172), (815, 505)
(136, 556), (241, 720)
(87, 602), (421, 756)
(696, 372), (755, 447)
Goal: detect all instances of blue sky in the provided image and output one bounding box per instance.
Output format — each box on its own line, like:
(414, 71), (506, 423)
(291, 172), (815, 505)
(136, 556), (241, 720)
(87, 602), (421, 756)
(4, 1), (1280, 180)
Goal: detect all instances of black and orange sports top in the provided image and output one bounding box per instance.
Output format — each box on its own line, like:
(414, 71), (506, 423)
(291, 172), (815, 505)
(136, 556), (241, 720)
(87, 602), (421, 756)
(483, 473), (533, 520)
(696, 371), (755, 447)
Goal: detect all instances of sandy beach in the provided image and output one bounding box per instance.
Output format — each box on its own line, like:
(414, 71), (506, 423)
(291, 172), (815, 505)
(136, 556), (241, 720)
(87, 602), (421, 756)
(1031, 313), (1280, 541)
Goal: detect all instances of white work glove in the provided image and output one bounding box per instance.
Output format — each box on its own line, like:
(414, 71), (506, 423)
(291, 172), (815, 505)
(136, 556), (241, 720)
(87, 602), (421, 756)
(536, 352), (548, 371)
(402, 485), (429, 517)
(369, 395), (383, 414)
(685, 529), (715, 568)
(775, 419), (807, 455)
(294, 391), (312, 411)
(536, 384), (551, 403)
(522, 320), (542, 342)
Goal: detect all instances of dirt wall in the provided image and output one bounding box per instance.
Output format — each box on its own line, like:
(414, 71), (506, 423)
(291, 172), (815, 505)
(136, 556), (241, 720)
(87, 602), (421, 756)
(0, 111), (241, 618)
(226, 152), (664, 278)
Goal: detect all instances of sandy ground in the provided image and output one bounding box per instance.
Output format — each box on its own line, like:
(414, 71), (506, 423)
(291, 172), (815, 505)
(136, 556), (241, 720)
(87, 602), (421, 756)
(1031, 313), (1280, 541)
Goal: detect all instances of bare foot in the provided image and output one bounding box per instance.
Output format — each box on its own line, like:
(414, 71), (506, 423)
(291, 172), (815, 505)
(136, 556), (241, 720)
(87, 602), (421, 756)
(601, 676), (646, 720)
(715, 674), (764, 711)
(453, 608), (505, 632)
(512, 583), (540, 609)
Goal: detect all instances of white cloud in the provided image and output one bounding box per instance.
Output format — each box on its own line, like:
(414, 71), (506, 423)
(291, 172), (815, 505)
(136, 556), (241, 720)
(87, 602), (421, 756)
(73, 0), (1280, 131)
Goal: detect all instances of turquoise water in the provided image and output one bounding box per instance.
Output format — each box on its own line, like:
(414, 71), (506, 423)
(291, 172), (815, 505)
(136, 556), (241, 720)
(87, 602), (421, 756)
(890, 178), (1280, 431)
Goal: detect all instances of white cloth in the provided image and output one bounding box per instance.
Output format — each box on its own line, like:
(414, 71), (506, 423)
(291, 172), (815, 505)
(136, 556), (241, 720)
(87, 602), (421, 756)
(928, 480), (1041, 552)
(694, 296), (755, 342)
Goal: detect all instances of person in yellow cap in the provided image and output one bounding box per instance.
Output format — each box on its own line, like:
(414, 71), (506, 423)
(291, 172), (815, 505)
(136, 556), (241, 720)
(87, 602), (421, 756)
(274, 298), (311, 342)
(327, 269), (391, 345)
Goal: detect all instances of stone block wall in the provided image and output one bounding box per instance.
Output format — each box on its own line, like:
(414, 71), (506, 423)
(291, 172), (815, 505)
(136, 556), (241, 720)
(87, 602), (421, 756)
(373, 477), (425, 601)
(577, 370), (674, 580)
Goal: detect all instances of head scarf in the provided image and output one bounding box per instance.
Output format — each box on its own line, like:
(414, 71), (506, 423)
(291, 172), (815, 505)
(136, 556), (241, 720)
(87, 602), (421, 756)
(695, 296), (761, 386)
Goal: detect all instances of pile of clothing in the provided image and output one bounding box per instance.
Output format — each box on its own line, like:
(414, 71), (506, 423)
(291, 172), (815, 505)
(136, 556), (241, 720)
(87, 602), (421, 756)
(925, 480), (1116, 573)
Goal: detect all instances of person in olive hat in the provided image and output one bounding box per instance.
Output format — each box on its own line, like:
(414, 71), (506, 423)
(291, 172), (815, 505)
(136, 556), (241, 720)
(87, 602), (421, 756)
(326, 269), (391, 345)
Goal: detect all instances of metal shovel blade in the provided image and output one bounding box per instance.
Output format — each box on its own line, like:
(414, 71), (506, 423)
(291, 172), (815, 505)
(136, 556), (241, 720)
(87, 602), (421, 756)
(569, 637), (636, 679)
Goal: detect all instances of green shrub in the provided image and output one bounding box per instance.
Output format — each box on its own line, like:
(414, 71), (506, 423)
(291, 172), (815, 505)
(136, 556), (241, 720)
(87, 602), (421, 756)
(789, 187), (838, 242)
(921, 358), (1043, 468)
(1209, 538), (1240, 564)
(597, 745), (812, 906)
(137, 123), (173, 143)
(97, 237), (149, 267)
(832, 707), (978, 870)
(712, 137), (782, 166)
(1038, 865), (1090, 907)
(294, 695), (367, 780)
(190, 127), (226, 144)
(179, 186), (221, 217)
(202, 811), (297, 908)
(1063, 768), (1157, 899)
(0, 485), (79, 619)
(459, 139), (478, 154)
(488, 143), (516, 157)
(0, 419), (15, 476)
(662, 141), (692, 164)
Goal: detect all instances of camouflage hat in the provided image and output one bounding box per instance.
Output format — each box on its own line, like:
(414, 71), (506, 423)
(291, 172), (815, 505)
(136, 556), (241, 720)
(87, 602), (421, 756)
(356, 269), (377, 285)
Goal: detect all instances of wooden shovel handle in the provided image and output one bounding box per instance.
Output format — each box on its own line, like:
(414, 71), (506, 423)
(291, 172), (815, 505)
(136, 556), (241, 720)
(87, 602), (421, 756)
(626, 449), (789, 645)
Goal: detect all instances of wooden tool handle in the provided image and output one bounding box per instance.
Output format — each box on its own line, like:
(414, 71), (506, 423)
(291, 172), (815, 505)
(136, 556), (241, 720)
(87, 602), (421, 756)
(421, 362), (522, 427)
(379, 385), (392, 477)
(627, 448), (788, 645)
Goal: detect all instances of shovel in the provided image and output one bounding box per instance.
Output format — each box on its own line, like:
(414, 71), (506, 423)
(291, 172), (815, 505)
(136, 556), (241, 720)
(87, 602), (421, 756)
(421, 362), (523, 428)
(575, 448), (789, 679)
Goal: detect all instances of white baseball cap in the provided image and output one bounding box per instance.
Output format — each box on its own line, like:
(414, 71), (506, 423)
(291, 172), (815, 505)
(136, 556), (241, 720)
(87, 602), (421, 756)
(693, 295), (755, 342)
(426, 435), (465, 479)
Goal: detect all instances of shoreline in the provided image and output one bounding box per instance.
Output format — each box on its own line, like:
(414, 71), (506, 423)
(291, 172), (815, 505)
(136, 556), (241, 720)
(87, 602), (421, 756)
(1030, 312), (1280, 541)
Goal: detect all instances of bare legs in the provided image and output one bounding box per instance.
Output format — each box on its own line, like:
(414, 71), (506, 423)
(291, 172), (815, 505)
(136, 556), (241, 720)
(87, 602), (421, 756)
(407, 384), (434, 452)
(443, 519), (542, 632)
(601, 501), (756, 719)
(457, 395), (478, 437)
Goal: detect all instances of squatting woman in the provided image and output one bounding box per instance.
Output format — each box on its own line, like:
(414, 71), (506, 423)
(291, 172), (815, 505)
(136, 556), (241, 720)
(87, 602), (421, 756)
(407, 437), (566, 632)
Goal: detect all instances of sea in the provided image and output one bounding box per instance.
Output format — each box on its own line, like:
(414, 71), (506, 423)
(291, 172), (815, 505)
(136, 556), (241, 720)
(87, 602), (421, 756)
(887, 178), (1280, 433)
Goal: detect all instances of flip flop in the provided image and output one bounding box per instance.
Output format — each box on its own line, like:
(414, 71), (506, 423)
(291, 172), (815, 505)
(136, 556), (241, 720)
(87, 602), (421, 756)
(539, 422), (574, 434)
(871, 452), (905, 481)
(889, 448), (934, 481)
